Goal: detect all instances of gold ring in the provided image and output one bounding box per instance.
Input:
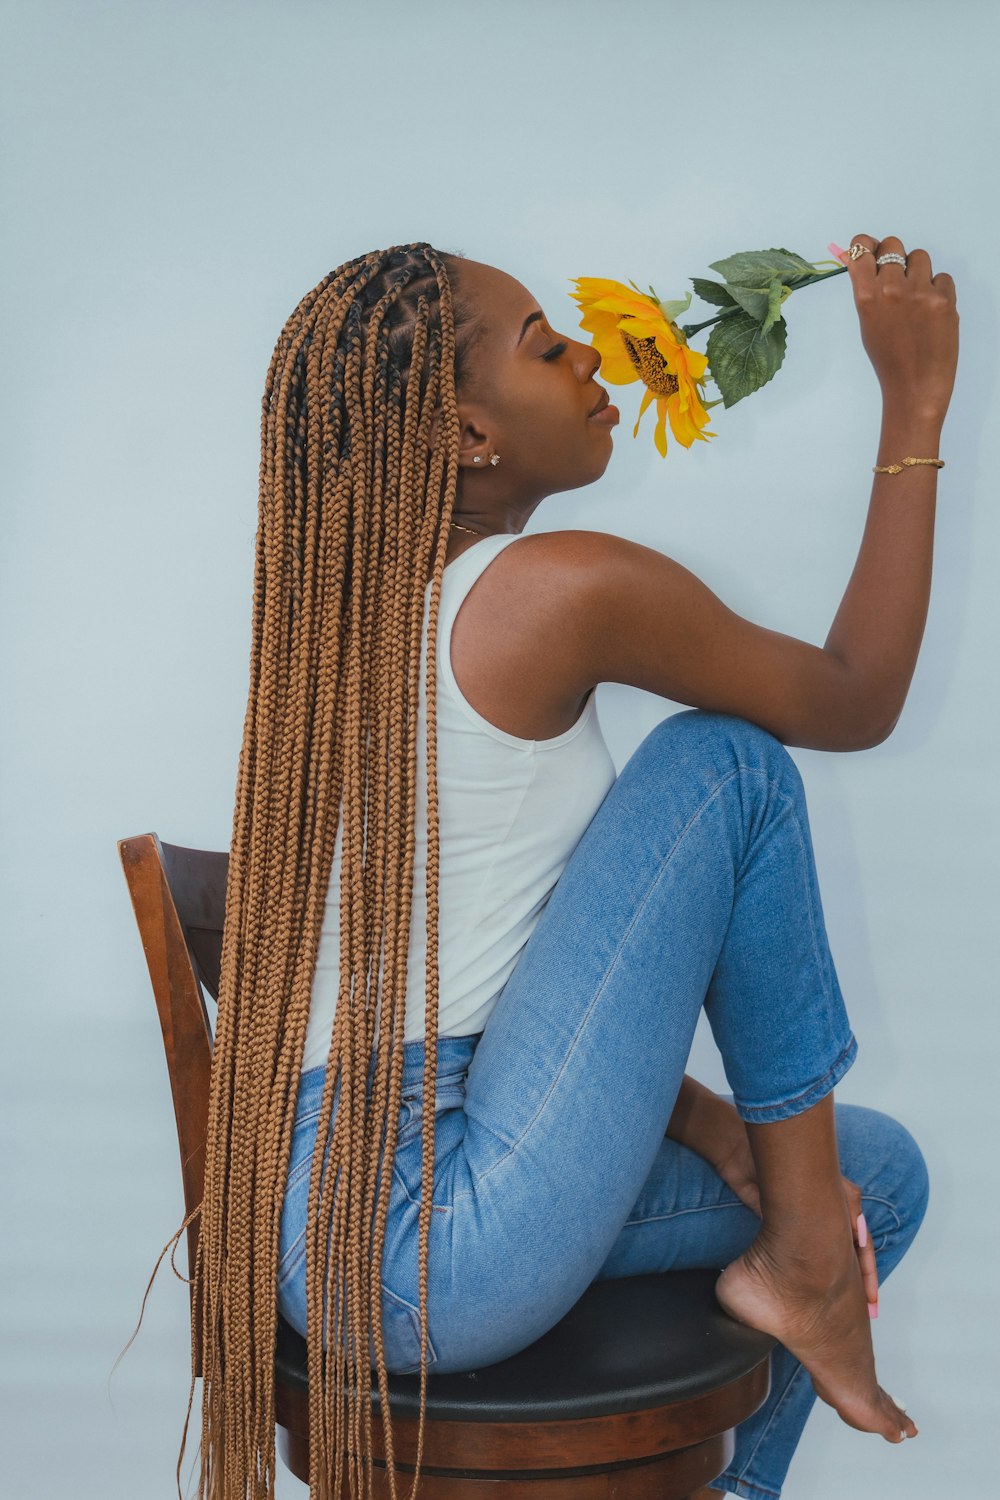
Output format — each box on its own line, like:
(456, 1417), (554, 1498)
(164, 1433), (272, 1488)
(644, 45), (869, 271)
(849, 242), (874, 261)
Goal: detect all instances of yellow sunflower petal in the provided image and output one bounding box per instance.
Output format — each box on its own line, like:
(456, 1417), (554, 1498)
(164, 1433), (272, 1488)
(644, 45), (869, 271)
(632, 384), (655, 439)
(666, 386), (716, 448)
(572, 273), (719, 456)
(577, 307), (622, 335)
(617, 314), (672, 343)
(674, 343), (708, 381)
(653, 399), (669, 459)
(598, 353), (642, 386)
(570, 276), (640, 305)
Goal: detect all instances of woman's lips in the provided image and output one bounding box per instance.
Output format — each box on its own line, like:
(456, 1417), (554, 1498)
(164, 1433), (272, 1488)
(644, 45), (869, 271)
(588, 404), (620, 426)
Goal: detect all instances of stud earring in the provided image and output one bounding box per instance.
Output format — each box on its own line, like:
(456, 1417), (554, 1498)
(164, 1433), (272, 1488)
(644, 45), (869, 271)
(472, 451), (501, 466)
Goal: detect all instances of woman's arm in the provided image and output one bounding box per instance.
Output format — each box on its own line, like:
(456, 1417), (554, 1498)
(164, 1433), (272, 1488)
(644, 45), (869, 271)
(523, 235), (959, 752)
(665, 1075), (746, 1161)
(822, 399), (943, 742)
(665, 1076), (764, 1220)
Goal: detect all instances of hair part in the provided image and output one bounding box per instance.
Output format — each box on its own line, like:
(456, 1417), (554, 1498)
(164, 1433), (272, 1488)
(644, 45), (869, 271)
(168, 242), (483, 1500)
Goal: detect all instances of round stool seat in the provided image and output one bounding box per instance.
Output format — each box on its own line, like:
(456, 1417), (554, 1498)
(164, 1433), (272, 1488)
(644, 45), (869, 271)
(275, 1270), (775, 1493)
(276, 1266), (774, 1421)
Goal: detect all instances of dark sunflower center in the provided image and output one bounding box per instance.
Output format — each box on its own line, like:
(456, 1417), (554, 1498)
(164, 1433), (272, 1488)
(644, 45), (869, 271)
(619, 330), (680, 398)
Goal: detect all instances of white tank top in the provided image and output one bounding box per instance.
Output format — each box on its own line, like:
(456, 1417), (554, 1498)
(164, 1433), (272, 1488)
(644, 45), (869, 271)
(300, 532), (618, 1070)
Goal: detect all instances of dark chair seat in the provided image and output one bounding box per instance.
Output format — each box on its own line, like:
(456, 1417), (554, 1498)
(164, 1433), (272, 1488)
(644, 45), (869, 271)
(275, 1269), (773, 1423)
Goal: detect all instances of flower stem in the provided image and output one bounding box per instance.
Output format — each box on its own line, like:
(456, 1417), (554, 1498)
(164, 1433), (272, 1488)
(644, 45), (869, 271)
(678, 265), (847, 341)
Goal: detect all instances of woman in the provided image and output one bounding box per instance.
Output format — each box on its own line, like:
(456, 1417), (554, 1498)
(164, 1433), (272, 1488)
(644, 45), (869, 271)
(194, 238), (956, 1500)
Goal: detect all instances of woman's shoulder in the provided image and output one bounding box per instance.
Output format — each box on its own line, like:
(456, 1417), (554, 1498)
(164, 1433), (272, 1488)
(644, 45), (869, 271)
(446, 530), (616, 740)
(483, 528), (633, 601)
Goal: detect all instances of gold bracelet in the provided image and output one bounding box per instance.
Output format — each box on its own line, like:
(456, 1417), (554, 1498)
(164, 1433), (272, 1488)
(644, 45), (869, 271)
(873, 456), (945, 475)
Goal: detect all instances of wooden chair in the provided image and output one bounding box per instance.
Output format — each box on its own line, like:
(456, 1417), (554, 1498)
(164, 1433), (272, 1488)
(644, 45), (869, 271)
(118, 832), (775, 1498)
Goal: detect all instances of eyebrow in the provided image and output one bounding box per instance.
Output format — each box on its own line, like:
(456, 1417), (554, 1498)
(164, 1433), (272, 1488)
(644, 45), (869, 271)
(517, 310), (544, 346)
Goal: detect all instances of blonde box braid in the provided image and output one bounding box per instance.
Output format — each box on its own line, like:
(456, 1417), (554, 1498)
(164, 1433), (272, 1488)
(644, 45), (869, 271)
(167, 243), (484, 1500)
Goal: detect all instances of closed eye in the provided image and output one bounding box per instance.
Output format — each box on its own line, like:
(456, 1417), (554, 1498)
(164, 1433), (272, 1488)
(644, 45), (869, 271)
(542, 341), (568, 362)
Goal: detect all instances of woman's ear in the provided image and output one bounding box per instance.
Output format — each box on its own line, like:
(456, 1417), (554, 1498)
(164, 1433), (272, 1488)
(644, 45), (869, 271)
(427, 403), (490, 460)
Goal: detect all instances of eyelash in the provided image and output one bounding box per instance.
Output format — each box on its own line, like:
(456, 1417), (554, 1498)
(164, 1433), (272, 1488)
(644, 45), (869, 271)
(542, 341), (569, 362)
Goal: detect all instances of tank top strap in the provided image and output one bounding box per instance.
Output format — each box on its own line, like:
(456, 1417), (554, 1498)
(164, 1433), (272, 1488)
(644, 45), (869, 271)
(426, 533), (522, 641)
(444, 531), (522, 596)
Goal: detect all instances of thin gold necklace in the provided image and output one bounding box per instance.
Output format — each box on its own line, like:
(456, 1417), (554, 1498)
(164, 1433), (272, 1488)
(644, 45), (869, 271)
(449, 519), (492, 536)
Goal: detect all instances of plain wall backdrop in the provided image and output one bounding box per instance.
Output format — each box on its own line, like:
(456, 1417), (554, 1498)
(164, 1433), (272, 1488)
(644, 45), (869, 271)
(2, 0), (997, 1494)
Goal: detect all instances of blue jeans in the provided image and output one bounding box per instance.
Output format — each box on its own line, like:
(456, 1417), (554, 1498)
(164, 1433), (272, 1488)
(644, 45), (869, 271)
(278, 710), (930, 1500)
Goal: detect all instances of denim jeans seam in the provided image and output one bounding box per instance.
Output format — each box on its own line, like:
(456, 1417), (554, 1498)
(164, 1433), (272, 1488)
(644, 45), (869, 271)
(381, 1283), (442, 1368)
(859, 1191), (903, 1248)
(720, 1357), (810, 1495)
(619, 1199), (746, 1229)
(732, 764), (828, 987)
(786, 793), (835, 997)
(391, 1153), (457, 1213)
(734, 1030), (858, 1123)
(278, 1231), (306, 1288)
(284, 1158), (312, 1196)
(452, 765), (750, 1196)
(716, 1467), (783, 1499)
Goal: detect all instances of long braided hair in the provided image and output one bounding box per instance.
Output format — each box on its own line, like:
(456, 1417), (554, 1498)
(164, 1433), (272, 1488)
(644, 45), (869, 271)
(183, 243), (486, 1499)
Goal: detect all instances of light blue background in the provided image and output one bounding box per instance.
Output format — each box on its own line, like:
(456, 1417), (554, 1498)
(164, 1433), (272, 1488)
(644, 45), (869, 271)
(2, 1), (996, 1495)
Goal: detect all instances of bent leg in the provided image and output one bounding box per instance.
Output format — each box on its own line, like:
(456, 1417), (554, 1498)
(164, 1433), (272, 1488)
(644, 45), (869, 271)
(384, 710), (859, 1372)
(591, 1097), (929, 1500)
(715, 1102), (929, 1498)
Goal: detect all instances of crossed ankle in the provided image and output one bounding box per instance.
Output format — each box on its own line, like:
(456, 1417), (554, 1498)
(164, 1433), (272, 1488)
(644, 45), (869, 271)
(747, 1222), (857, 1293)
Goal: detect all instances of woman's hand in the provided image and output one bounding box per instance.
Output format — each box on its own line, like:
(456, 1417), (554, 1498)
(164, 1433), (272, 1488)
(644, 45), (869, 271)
(844, 232), (958, 420)
(709, 1113), (881, 1311)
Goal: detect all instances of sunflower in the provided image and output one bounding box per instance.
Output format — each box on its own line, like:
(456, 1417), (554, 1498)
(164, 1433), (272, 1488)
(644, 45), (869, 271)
(569, 276), (716, 458)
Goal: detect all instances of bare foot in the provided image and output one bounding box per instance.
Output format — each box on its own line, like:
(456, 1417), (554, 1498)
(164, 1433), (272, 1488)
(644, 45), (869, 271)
(715, 1232), (917, 1443)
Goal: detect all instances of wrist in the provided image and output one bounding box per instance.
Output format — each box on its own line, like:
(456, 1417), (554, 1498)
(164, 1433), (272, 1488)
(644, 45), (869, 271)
(878, 394), (946, 440)
(666, 1078), (744, 1162)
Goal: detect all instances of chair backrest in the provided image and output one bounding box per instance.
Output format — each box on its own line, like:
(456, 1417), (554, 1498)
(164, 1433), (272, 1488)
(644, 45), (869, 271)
(118, 833), (229, 1375)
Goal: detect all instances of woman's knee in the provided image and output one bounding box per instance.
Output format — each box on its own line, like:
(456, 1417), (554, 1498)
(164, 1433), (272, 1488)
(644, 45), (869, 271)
(649, 708), (801, 786)
(834, 1102), (930, 1252)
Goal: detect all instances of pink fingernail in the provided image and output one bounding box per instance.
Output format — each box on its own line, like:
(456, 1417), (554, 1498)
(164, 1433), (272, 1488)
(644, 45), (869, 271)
(856, 1212), (868, 1248)
(828, 241), (850, 265)
(868, 1301), (879, 1318)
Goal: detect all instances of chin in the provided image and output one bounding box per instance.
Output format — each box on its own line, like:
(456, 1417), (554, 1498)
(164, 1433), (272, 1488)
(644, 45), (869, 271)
(590, 435), (615, 478)
(565, 448), (613, 493)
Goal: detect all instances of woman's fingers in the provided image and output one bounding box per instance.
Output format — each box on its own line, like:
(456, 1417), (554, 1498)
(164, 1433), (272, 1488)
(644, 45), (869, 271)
(844, 232), (878, 291)
(858, 1233), (881, 1309)
(842, 1177), (881, 1310)
(872, 234), (907, 280)
(841, 229), (958, 412)
(904, 246), (933, 282)
(742, 1180), (762, 1217)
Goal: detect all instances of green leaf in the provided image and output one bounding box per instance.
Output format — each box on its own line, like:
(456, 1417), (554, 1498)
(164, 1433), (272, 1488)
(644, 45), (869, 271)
(706, 311), (788, 408)
(658, 290), (692, 322)
(623, 277), (690, 322)
(707, 248), (815, 285)
(690, 276), (738, 308)
(704, 249), (815, 328)
(721, 280), (772, 323)
(761, 276), (787, 334)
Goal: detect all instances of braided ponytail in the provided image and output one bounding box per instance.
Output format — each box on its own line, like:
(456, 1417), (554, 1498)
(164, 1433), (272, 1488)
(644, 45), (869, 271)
(181, 242), (483, 1499)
